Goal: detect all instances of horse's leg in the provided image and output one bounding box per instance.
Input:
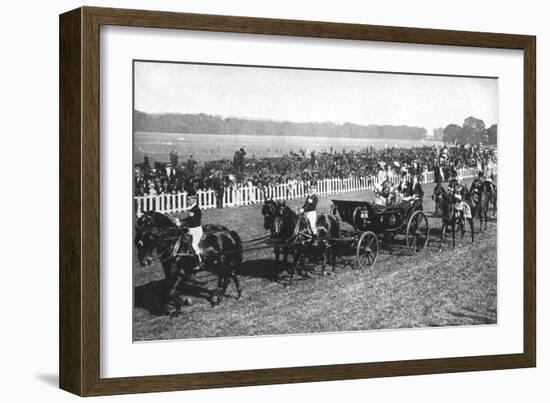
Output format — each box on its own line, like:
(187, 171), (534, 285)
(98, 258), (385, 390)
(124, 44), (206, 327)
(330, 244), (338, 273)
(211, 265), (223, 305)
(285, 248), (294, 283)
(274, 246), (280, 262)
(469, 218), (475, 244)
(232, 268), (242, 300)
(451, 220), (456, 249)
(300, 252), (310, 277)
(321, 244), (328, 276)
(167, 274), (183, 317)
(326, 244), (336, 275)
(293, 248), (304, 278)
(481, 210), (485, 232)
(219, 271), (232, 304)
(439, 223), (446, 251)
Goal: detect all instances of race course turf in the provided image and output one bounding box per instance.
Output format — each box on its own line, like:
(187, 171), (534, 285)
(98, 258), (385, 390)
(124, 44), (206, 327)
(134, 178), (497, 341)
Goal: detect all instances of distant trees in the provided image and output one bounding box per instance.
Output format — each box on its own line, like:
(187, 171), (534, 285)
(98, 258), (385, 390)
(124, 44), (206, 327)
(134, 110), (428, 141)
(442, 117), (496, 145)
(433, 127), (445, 140)
(487, 124), (498, 145)
(462, 116), (487, 144)
(443, 124), (462, 144)
(134, 110), (497, 145)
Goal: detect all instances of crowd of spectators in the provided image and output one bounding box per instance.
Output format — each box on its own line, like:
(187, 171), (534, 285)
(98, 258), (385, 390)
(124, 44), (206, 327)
(134, 144), (497, 198)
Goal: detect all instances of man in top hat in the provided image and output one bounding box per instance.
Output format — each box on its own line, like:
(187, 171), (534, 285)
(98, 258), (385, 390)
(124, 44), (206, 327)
(408, 175), (424, 200)
(397, 167), (409, 196)
(183, 193), (203, 270)
(299, 183), (318, 235)
(378, 169), (396, 205)
(377, 161), (386, 181)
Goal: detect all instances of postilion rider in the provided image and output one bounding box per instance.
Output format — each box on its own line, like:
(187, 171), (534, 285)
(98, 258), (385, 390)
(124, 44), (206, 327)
(177, 193), (203, 271)
(299, 183), (318, 236)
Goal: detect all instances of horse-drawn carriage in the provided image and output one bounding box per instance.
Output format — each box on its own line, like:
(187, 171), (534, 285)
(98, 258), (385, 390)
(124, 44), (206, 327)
(330, 198), (430, 269)
(136, 195), (430, 314)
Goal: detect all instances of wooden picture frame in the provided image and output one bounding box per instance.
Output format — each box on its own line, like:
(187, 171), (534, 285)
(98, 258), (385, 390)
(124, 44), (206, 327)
(59, 6), (536, 396)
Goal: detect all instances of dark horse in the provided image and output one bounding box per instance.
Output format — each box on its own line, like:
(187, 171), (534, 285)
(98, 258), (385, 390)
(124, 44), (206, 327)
(262, 199), (340, 279)
(432, 182), (444, 216)
(486, 180), (498, 218)
(433, 186), (474, 250)
(315, 212), (341, 275)
(135, 211), (243, 316)
(468, 179), (490, 232)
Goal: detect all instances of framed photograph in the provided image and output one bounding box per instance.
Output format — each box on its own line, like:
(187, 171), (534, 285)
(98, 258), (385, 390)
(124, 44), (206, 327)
(59, 6), (536, 396)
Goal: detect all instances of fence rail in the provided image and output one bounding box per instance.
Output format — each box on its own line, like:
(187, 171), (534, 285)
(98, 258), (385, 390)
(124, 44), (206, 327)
(134, 167), (486, 217)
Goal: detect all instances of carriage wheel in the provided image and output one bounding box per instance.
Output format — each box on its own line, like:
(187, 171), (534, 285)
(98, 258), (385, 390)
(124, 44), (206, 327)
(356, 231), (378, 269)
(406, 211), (430, 255)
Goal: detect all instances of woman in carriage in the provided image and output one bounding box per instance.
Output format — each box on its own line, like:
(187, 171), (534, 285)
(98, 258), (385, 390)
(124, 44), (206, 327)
(375, 174), (395, 206)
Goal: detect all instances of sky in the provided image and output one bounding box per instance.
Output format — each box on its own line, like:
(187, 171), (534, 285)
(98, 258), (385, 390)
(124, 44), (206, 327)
(134, 61), (498, 136)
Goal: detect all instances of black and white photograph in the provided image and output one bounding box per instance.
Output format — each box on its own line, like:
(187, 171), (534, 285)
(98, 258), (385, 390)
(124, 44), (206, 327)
(133, 60), (498, 342)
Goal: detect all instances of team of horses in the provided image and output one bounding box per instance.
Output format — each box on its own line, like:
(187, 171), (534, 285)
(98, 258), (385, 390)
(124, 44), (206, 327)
(432, 179), (497, 249)
(135, 178), (497, 316)
(135, 212), (243, 315)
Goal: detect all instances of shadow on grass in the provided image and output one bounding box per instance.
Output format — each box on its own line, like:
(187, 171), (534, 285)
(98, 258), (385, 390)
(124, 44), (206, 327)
(135, 277), (214, 316)
(238, 258), (284, 281)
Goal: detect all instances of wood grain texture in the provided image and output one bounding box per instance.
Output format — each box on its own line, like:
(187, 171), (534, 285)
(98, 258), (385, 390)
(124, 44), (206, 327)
(523, 38), (536, 367)
(59, 8), (82, 396)
(59, 6), (537, 396)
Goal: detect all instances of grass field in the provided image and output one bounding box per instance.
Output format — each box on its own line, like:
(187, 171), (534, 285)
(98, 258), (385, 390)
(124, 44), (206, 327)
(133, 178), (497, 341)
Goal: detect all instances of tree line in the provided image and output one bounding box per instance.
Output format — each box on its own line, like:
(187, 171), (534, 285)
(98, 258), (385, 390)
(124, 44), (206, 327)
(440, 116), (497, 145)
(134, 110), (428, 140)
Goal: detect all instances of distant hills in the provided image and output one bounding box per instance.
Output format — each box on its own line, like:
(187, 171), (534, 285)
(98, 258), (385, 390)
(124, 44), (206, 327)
(134, 110), (427, 140)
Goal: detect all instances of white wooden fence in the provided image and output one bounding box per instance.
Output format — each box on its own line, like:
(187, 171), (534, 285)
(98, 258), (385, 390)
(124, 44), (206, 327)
(134, 168), (482, 217)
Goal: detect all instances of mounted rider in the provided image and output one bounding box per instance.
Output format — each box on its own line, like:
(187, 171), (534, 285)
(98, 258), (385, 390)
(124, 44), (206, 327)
(453, 191), (472, 222)
(181, 193), (203, 271)
(470, 171), (485, 194)
(448, 172), (459, 192)
(451, 176), (467, 201)
(299, 183), (318, 235)
(485, 172), (496, 193)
